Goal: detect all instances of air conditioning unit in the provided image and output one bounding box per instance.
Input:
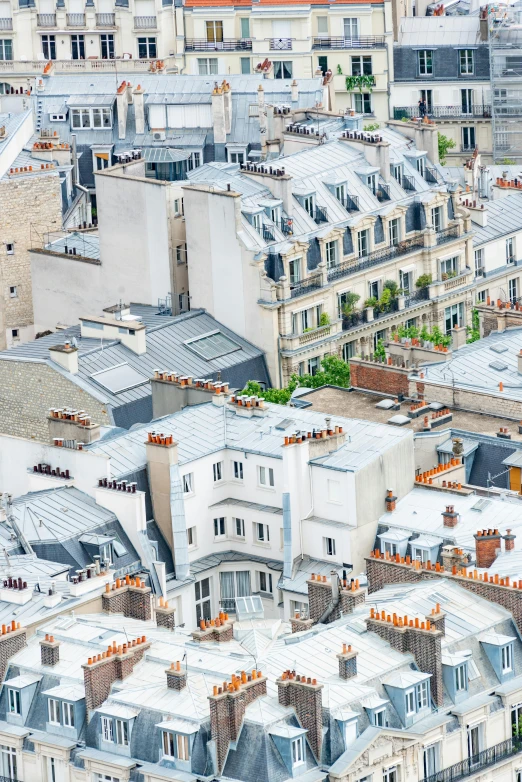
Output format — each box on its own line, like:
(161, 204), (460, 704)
(152, 129), (166, 141)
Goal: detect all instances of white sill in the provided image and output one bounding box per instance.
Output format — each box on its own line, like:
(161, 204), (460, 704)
(213, 535), (227, 542)
(231, 536), (246, 543)
(213, 480), (224, 488)
(183, 491), (195, 499)
(187, 544), (198, 552)
(254, 540), (271, 548)
(229, 478), (244, 484)
(257, 484), (276, 492)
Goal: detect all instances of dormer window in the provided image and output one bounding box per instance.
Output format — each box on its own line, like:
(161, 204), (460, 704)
(417, 157), (426, 177)
(335, 183), (346, 202)
(253, 213), (262, 231)
(291, 737), (304, 767)
(455, 664), (467, 692)
(405, 690), (415, 716)
(8, 689), (20, 715)
(303, 194), (315, 217)
(48, 699), (60, 725)
(373, 708), (385, 726)
(391, 164), (402, 186)
(502, 644), (513, 673)
(163, 731), (190, 761)
(368, 173), (377, 195)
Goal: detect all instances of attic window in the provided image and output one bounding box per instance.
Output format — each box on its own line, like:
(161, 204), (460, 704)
(50, 113), (66, 122)
(291, 737), (304, 767)
(90, 363), (149, 394)
(184, 330), (241, 360)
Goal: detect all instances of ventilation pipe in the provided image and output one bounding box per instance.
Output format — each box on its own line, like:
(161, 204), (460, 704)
(282, 492), (292, 579)
(169, 462), (190, 582)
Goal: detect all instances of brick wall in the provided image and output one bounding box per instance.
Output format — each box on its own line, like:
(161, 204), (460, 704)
(307, 577), (366, 625)
(0, 360), (111, 441)
(475, 531), (501, 568)
(0, 624), (27, 683)
(40, 635), (60, 666)
(83, 637), (151, 712)
(337, 648), (358, 679)
(0, 171), (62, 349)
(102, 580), (152, 621)
(349, 358), (410, 397)
(156, 605), (176, 630)
(277, 674), (323, 761)
(192, 618), (233, 643)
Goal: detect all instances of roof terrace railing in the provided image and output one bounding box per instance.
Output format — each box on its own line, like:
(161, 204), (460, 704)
(423, 737), (522, 782)
(312, 35), (385, 49)
(328, 234), (425, 283)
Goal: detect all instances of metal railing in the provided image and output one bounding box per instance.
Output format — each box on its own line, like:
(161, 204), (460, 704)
(96, 12), (115, 25)
(436, 225), (460, 245)
(37, 13), (56, 26)
(405, 286), (430, 307)
(342, 310), (368, 331)
(220, 598), (236, 613)
(327, 235), (425, 283)
(312, 35), (385, 49)
(394, 105), (492, 120)
(0, 17), (12, 29)
(423, 738), (522, 782)
(425, 167), (439, 184)
(280, 217), (294, 236)
(263, 225), (275, 242)
(134, 15), (157, 28)
(66, 12), (85, 25)
(313, 205), (328, 224)
(290, 276), (323, 299)
(402, 174), (416, 192)
(269, 38), (292, 50)
(375, 183), (390, 202)
(339, 194), (360, 212)
(374, 298), (400, 320)
(185, 38), (252, 51)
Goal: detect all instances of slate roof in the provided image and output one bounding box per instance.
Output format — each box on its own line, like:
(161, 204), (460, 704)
(470, 192), (522, 247)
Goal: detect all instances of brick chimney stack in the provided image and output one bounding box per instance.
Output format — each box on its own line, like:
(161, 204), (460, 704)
(0, 621), (27, 682)
(442, 505), (458, 527)
(337, 644), (358, 679)
(504, 529), (516, 552)
(83, 636), (151, 712)
(277, 672), (323, 761)
(166, 661), (187, 691)
(475, 529), (502, 568)
(385, 489), (397, 512)
(192, 613), (233, 643)
(40, 634), (60, 666)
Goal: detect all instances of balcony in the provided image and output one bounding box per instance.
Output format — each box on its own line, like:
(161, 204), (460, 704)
(425, 167), (439, 184)
(96, 12), (116, 26)
(375, 183), (390, 202)
(66, 12), (85, 25)
(280, 321), (343, 352)
(328, 235), (425, 283)
(134, 15), (157, 28)
(37, 13), (56, 26)
(263, 225), (275, 242)
(312, 35), (385, 49)
(338, 194), (360, 212)
(280, 217), (294, 236)
(0, 17), (12, 29)
(394, 105), (492, 120)
(185, 38), (252, 51)
(424, 737), (522, 782)
(402, 174), (416, 192)
(342, 288), (430, 333)
(436, 225), (460, 245)
(290, 275), (323, 299)
(312, 205), (328, 224)
(269, 38), (292, 50)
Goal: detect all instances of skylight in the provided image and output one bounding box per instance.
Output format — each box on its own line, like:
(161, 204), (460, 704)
(184, 330), (241, 360)
(488, 361), (508, 371)
(90, 363), (149, 394)
(490, 343), (508, 354)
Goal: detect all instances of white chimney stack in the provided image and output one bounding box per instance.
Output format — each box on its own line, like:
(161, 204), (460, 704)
(133, 85), (145, 136)
(211, 83), (227, 145)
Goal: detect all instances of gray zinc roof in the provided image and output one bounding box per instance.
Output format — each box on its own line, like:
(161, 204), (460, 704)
(398, 16), (481, 46)
(471, 192), (522, 246)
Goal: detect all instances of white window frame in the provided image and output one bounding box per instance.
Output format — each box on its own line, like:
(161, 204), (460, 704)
(233, 460), (244, 480)
(417, 680), (429, 709)
(48, 698), (60, 725)
(374, 708), (385, 727)
(418, 49), (433, 76)
(115, 718), (129, 746)
(235, 518), (245, 538)
(71, 107), (112, 130)
(325, 240), (337, 268)
(213, 517), (226, 538)
(7, 689), (20, 715)
(62, 701), (75, 727)
(213, 461), (223, 482)
(101, 716), (114, 743)
(502, 644), (513, 673)
(324, 536), (336, 556)
(357, 229), (369, 258)
(198, 57), (218, 75)
(258, 465), (274, 488)
(459, 49), (474, 75)
(388, 218), (400, 247)
(383, 767), (397, 782)
(405, 689), (415, 715)
(507, 236), (516, 263)
(455, 664), (467, 692)
(182, 473), (193, 494)
(187, 526), (197, 547)
(291, 736), (304, 766)
(256, 522), (270, 543)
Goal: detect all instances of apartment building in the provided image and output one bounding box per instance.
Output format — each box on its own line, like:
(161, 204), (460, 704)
(391, 16), (492, 165)
(183, 119), (473, 386)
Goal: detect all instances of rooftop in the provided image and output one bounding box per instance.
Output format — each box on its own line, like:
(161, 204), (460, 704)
(397, 16), (483, 46)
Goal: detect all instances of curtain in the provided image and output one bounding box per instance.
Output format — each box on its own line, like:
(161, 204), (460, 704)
(235, 571), (251, 597)
(220, 572), (235, 600)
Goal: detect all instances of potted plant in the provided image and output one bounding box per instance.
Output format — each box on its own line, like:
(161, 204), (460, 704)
(364, 296), (377, 321)
(345, 74), (375, 94)
(341, 292), (361, 328)
(416, 273), (432, 289)
(319, 312), (330, 327)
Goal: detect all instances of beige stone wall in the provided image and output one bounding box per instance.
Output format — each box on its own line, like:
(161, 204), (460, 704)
(0, 171), (62, 350)
(0, 360), (111, 441)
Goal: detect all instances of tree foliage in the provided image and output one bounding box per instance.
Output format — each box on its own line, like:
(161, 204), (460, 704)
(243, 355), (351, 406)
(438, 133), (456, 165)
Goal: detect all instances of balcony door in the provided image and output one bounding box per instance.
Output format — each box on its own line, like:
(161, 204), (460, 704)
(467, 724), (482, 764)
(206, 20), (223, 43)
(461, 88), (473, 115)
(71, 34), (84, 59)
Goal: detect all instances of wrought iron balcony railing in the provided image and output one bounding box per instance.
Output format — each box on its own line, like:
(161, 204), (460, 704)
(290, 276), (323, 299)
(435, 225), (460, 245)
(423, 737), (522, 782)
(312, 35), (385, 49)
(328, 235), (425, 283)
(185, 38), (252, 51)
(394, 105), (492, 120)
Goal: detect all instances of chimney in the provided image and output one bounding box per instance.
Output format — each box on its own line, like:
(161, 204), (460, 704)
(166, 661), (186, 690)
(192, 613), (233, 642)
(79, 316), (146, 354)
(475, 529), (501, 568)
(277, 672), (323, 761)
(133, 85), (145, 136)
(48, 407), (100, 445)
(451, 326), (467, 351)
(83, 636), (151, 711)
(209, 671), (267, 774)
(116, 80), (129, 140)
(151, 373), (230, 418)
(442, 505), (458, 527)
(211, 83), (226, 146)
(156, 597), (176, 630)
(337, 644), (358, 679)
(504, 529), (516, 552)
(427, 603), (445, 635)
(518, 350), (522, 375)
(385, 488), (397, 512)
(48, 343), (78, 374)
(0, 621), (27, 682)
(222, 80), (232, 135)
(291, 79), (299, 103)
(40, 633), (60, 666)
(125, 81), (133, 104)
(306, 574), (365, 625)
(257, 84), (267, 141)
(102, 576), (152, 621)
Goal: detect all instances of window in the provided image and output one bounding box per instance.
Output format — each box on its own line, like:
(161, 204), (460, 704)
(116, 719), (129, 746)
(289, 258), (301, 284)
(368, 280), (379, 300)
(477, 289), (487, 303)
(258, 466), (274, 487)
(256, 522), (270, 542)
(71, 34), (84, 59)
(163, 731), (190, 760)
(229, 151), (244, 164)
(474, 248), (484, 275)
(71, 107), (112, 130)
(240, 57), (250, 74)
(391, 164), (402, 185)
(291, 737), (304, 766)
(175, 246), (183, 264)
(459, 49), (474, 75)
(274, 61), (292, 79)
(405, 689), (415, 715)
(431, 205), (443, 232)
(344, 18), (359, 39)
(335, 183), (346, 203)
(302, 194), (314, 216)
(417, 157), (426, 177)
(0, 40), (13, 60)
(187, 526), (196, 547)
(101, 33), (114, 59)
(502, 644), (513, 673)
(308, 356), (320, 375)
(101, 716), (114, 742)
(354, 93), (372, 114)
(510, 278), (518, 304)
(388, 218), (400, 246)
(138, 37), (156, 58)
(467, 725), (480, 758)
(259, 571), (272, 592)
(357, 229), (369, 258)
(48, 757), (57, 782)
(418, 50), (433, 75)
(7, 689), (20, 715)
(412, 547), (429, 563)
(63, 701), (74, 728)
(206, 20), (223, 43)
(317, 15), (328, 33)
(440, 256), (458, 277)
(512, 703), (522, 734)
(195, 578), (211, 622)
(445, 302), (464, 333)
(417, 680), (429, 709)
(424, 745), (439, 778)
(8, 286), (16, 299)
(182, 473), (193, 494)
(233, 460), (244, 480)
(420, 88), (432, 112)
(214, 517), (226, 537)
(48, 699), (60, 725)
(94, 775), (119, 782)
(507, 237), (516, 263)
(343, 341), (355, 361)
(461, 88), (473, 115)
(187, 151), (201, 170)
(11, 329), (19, 340)
(325, 240), (337, 268)
(455, 664), (467, 692)
(351, 55), (372, 75)
(42, 35), (56, 60)
(213, 461), (223, 482)
(5, 243), (13, 255)
(240, 17), (250, 38)
(462, 126), (476, 151)
(235, 518), (245, 538)
(383, 767), (397, 782)
(383, 541), (397, 556)
(324, 536), (336, 556)
(373, 709), (385, 727)
(399, 269), (412, 294)
(0, 746), (16, 780)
